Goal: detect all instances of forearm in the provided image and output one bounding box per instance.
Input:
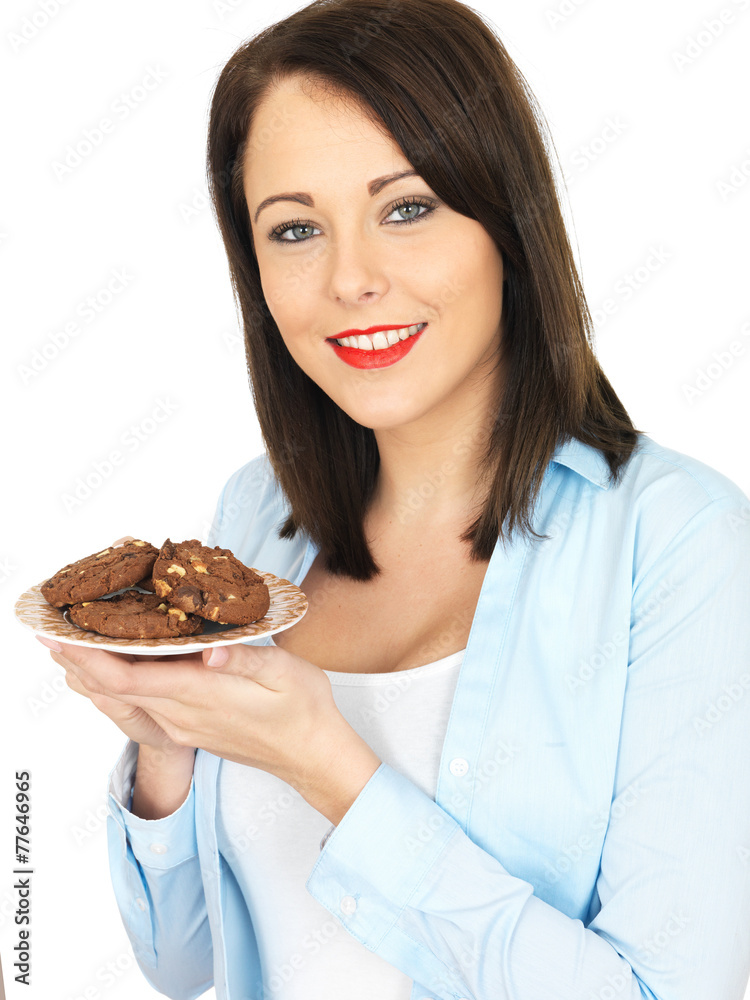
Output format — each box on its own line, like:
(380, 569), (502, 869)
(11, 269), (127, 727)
(295, 725), (382, 826)
(131, 744), (197, 820)
(306, 763), (647, 1000)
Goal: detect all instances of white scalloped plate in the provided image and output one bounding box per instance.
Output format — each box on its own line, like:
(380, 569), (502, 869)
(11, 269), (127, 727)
(14, 570), (307, 655)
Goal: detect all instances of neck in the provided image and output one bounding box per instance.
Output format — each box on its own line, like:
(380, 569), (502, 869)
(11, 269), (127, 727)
(369, 387), (500, 535)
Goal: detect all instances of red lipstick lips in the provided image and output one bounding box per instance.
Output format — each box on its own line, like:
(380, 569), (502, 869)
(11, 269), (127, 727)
(327, 323), (426, 370)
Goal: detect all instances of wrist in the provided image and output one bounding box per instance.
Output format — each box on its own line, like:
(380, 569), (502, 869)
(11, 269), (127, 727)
(138, 742), (197, 765)
(297, 727), (381, 827)
(130, 744), (196, 820)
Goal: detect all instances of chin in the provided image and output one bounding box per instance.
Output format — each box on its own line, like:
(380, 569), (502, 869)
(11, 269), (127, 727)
(308, 368), (430, 429)
(342, 401), (425, 432)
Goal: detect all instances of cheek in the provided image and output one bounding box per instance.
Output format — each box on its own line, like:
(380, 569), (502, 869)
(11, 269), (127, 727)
(259, 261), (302, 320)
(455, 228), (498, 276)
(420, 228), (498, 314)
(455, 234), (504, 319)
(258, 248), (324, 325)
(395, 254), (456, 319)
(262, 291), (320, 369)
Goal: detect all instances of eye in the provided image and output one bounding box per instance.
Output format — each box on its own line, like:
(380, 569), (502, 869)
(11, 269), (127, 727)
(267, 196), (438, 244)
(384, 197), (436, 226)
(268, 218), (321, 243)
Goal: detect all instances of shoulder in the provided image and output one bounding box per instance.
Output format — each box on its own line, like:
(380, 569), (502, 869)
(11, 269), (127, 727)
(615, 433), (748, 534)
(619, 433), (747, 509)
(218, 452), (281, 509)
(551, 431), (748, 530)
(611, 434), (750, 581)
(208, 453), (288, 548)
(549, 433), (749, 578)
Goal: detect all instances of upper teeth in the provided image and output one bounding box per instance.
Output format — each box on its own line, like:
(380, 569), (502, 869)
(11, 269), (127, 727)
(334, 323), (425, 350)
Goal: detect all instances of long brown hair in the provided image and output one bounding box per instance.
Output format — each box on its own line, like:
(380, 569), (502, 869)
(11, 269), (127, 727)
(206, 0), (640, 580)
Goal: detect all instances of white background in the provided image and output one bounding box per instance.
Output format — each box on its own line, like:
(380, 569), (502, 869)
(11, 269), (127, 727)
(1, 0), (748, 997)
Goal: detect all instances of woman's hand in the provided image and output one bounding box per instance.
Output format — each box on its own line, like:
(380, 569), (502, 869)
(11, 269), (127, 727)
(38, 532), (194, 758)
(38, 638), (382, 824)
(42, 640), (201, 757)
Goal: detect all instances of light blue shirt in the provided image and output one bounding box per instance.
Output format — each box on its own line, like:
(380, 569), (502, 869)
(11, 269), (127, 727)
(106, 432), (750, 1000)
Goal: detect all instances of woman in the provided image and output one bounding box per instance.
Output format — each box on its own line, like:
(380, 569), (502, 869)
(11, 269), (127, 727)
(36, 0), (750, 997)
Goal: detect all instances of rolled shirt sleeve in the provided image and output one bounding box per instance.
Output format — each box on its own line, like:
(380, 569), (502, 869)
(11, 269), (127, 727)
(106, 739), (214, 999)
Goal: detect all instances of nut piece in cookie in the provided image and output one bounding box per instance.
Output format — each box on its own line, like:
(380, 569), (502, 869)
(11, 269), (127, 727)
(67, 590), (204, 639)
(153, 538), (270, 626)
(41, 540), (159, 608)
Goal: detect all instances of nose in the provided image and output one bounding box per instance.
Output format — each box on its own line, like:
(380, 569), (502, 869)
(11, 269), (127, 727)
(325, 231), (389, 305)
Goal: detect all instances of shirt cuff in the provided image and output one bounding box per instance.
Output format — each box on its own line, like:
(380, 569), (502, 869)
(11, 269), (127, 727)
(306, 762), (460, 946)
(107, 739), (199, 870)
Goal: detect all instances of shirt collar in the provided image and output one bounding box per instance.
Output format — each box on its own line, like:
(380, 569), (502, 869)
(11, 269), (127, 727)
(548, 435), (613, 490)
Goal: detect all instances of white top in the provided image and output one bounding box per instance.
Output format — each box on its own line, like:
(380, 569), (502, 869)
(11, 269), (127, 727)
(216, 639), (466, 998)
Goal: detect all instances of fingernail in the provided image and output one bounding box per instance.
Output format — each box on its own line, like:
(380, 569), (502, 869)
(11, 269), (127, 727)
(36, 635), (62, 652)
(207, 645), (230, 668)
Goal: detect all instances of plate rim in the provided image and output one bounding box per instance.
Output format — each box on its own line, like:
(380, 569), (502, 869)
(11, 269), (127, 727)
(14, 569), (308, 655)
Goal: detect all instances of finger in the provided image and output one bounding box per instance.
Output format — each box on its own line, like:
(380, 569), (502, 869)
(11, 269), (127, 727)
(55, 656), (186, 721)
(57, 659), (117, 713)
(44, 642), (206, 708)
(203, 641), (289, 690)
(54, 640), (211, 703)
(52, 654), (122, 709)
(39, 640), (149, 705)
(37, 635), (144, 668)
(112, 535), (136, 547)
(117, 691), (214, 737)
(139, 706), (192, 746)
(47, 644), (134, 695)
(62, 665), (91, 698)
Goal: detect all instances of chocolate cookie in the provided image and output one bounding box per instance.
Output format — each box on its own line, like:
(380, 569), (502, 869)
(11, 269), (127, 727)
(67, 590), (204, 639)
(41, 541), (159, 608)
(153, 539), (270, 625)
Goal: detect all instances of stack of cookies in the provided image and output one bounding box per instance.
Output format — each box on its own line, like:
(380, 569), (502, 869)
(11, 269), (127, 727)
(40, 539), (270, 639)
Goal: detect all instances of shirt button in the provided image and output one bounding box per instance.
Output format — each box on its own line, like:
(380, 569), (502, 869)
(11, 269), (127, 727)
(149, 843), (168, 854)
(449, 757), (469, 776)
(340, 895), (357, 915)
(134, 897), (147, 911)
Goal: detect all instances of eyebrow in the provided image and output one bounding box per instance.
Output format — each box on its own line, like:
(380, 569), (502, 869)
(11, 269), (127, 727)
(252, 169), (419, 224)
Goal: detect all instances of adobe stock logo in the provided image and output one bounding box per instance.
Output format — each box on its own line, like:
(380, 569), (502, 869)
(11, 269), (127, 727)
(0, 949), (6, 999)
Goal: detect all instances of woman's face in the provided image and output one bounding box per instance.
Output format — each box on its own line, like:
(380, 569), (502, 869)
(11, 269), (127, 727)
(243, 74), (505, 433)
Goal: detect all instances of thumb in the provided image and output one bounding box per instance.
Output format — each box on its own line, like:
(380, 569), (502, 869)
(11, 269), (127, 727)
(205, 645), (230, 669)
(204, 643), (267, 675)
(203, 642), (289, 690)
